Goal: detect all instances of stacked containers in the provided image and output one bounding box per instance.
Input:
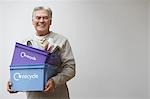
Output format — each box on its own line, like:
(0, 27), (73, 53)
(10, 42), (59, 91)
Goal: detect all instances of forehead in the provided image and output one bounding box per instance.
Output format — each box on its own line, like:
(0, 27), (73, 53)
(34, 10), (49, 16)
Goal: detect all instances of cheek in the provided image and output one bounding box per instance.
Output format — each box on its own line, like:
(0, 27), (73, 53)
(46, 21), (51, 26)
(32, 20), (37, 26)
(32, 21), (35, 26)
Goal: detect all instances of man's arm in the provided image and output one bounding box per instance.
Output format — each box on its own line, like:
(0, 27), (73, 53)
(51, 40), (76, 88)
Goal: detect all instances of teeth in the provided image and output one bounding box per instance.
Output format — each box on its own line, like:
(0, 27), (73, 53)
(38, 23), (45, 27)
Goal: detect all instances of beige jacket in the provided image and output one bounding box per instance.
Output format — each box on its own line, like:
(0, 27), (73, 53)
(22, 32), (76, 99)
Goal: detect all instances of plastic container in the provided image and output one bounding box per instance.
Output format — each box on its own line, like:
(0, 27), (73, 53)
(11, 42), (60, 66)
(10, 64), (57, 91)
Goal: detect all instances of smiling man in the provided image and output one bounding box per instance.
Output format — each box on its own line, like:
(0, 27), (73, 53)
(7, 6), (76, 99)
(32, 7), (52, 36)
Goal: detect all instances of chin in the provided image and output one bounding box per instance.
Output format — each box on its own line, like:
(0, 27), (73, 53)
(36, 31), (48, 36)
(37, 29), (46, 32)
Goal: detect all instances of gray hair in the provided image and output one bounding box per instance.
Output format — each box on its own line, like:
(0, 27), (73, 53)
(32, 6), (52, 19)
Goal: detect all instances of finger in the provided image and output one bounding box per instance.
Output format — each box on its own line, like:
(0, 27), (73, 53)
(44, 81), (50, 91)
(8, 81), (12, 86)
(44, 87), (50, 92)
(7, 82), (12, 91)
(44, 85), (51, 92)
(7, 82), (18, 93)
(44, 81), (54, 92)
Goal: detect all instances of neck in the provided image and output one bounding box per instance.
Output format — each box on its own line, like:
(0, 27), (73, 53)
(36, 31), (50, 36)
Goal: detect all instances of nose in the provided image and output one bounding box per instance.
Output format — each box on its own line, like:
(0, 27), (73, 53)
(39, 17), (44, 22)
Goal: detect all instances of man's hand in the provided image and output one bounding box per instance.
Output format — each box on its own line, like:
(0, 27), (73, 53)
(44, 79), (55, 93)
(7, 81), (18, 93)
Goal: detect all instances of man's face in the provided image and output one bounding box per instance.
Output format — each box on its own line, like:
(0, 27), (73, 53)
(32, 10), (51, 36)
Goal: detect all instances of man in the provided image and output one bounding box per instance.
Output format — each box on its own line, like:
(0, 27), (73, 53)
(7, 6), (76, 99)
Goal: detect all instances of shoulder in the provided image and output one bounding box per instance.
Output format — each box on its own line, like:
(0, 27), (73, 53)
(51, 32), (68, 41)
(51, 32), (69, 43)
(50, 32), (70, 48)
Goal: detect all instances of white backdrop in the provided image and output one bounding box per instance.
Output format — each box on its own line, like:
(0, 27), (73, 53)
(0, 0), (149, 99)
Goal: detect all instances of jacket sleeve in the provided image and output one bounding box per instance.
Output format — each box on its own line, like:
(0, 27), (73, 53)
(51, 40), (76, 88)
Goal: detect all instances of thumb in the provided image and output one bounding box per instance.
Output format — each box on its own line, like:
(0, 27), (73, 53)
(45, 81), (49, 89)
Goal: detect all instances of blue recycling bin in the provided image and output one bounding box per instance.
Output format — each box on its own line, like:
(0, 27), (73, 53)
(10, 64), (57, 91)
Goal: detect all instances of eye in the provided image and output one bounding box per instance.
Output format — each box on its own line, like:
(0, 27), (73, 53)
(35, 16), (49, 20)
(43, 16), (49, 20)
(36, 16), (41, 20)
